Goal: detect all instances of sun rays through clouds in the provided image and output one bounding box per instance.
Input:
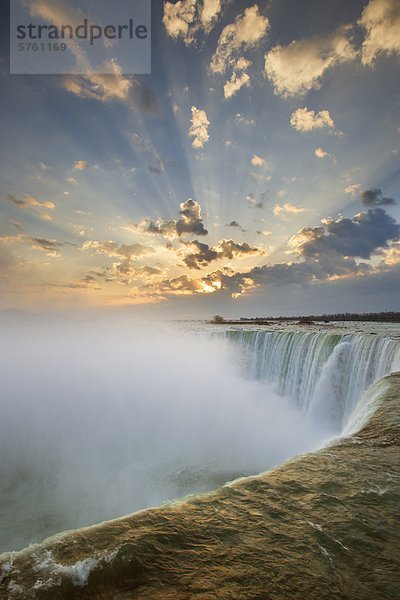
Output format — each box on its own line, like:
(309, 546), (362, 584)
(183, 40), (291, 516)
(0, 0), (399, 314)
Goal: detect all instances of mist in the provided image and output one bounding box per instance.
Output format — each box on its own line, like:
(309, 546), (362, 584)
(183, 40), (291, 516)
(0, 318), (330, 552)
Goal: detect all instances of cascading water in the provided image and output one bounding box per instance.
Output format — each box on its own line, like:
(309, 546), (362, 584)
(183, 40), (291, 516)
(1, 322), (399, 557)
(2, 324), (400, 599)
(224, 329), (400, 432)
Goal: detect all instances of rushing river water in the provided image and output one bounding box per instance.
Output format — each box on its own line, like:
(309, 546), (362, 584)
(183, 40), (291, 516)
(1, 320), (399, 599)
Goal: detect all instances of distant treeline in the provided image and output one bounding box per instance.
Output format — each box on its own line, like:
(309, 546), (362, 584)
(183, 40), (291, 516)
(238, 312), (400, 323)
(211, 312), (400, 324)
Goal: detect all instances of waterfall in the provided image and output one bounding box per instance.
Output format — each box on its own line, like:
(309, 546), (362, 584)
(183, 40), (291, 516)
(225, 329), (400, 432)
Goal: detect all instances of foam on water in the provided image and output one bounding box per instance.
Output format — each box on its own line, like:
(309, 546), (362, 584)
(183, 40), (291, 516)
(0, 321), (329, 552)
(0, 319), (399, 554)
(1, 320), (400, 599)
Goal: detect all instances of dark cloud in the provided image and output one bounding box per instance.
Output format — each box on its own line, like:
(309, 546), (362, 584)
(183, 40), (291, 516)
(216, 208), (400, 298)
(176, 199), (208, 236)
(184, 239), (262, 269)
(138, 199), (208, 238)
(148, 166), (163, 175)
(217, 255), (369, 300)
(144, 220), (177, 236)
(213, 208), (400, 299)
(219, 240), (260, 259)
(7, 194), (25, 207)
(30, 238), (63, 253)
(184, 241), (219, 269)
(360, 189), (396, 206)
(129, 207), (400, 305)
(226, 220), (245, 232)
(222, 262), (319, 293)
(294, 209), (400, 260)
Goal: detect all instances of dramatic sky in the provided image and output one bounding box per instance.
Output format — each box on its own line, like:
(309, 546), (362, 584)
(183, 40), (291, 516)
(1, 0), (400, 317)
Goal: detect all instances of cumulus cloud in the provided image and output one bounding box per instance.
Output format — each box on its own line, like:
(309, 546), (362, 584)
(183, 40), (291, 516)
(273, 203), (306, 218)
(131, 199), (208, 239)
(211, 5), (269, 98)
(163, 0), (197, 42)
(251, 154), (268, 167)
(183, 239), (262, 269)
(315, 147), (328, 158)
(163, 0), (222, 45)
(230, 276), (258, 299)
(228, 262), (330, 295)
(146, 271), (223, 297)
(220, 210), (400, 298)
(183, 241), (218, 269)
(218, 239), (262, 259)
(290, 108), (335, 132)
(315, 147), (336, 163)
(73, 160), (89, 171)
(359, 0), (400, 65)
(125, 208), (400, 302)
(201, 0), (222, 30)
(345, 183), (362, 196)
(223, 57), (251, 99)
(265, 26), (357, 97)
(94, 207), (400, 302)
(211, 5), (269, 73)
(177, 198), (208, 235)
(135, 219), (178, 238)
(289, 208), (399, 260)
(378, 241), (400, 265)
(189, 107), (210, 149)
(360, 188), (396, 206)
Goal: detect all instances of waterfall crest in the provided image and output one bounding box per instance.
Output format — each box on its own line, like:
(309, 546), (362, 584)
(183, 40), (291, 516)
(225, 329), (400, 431)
